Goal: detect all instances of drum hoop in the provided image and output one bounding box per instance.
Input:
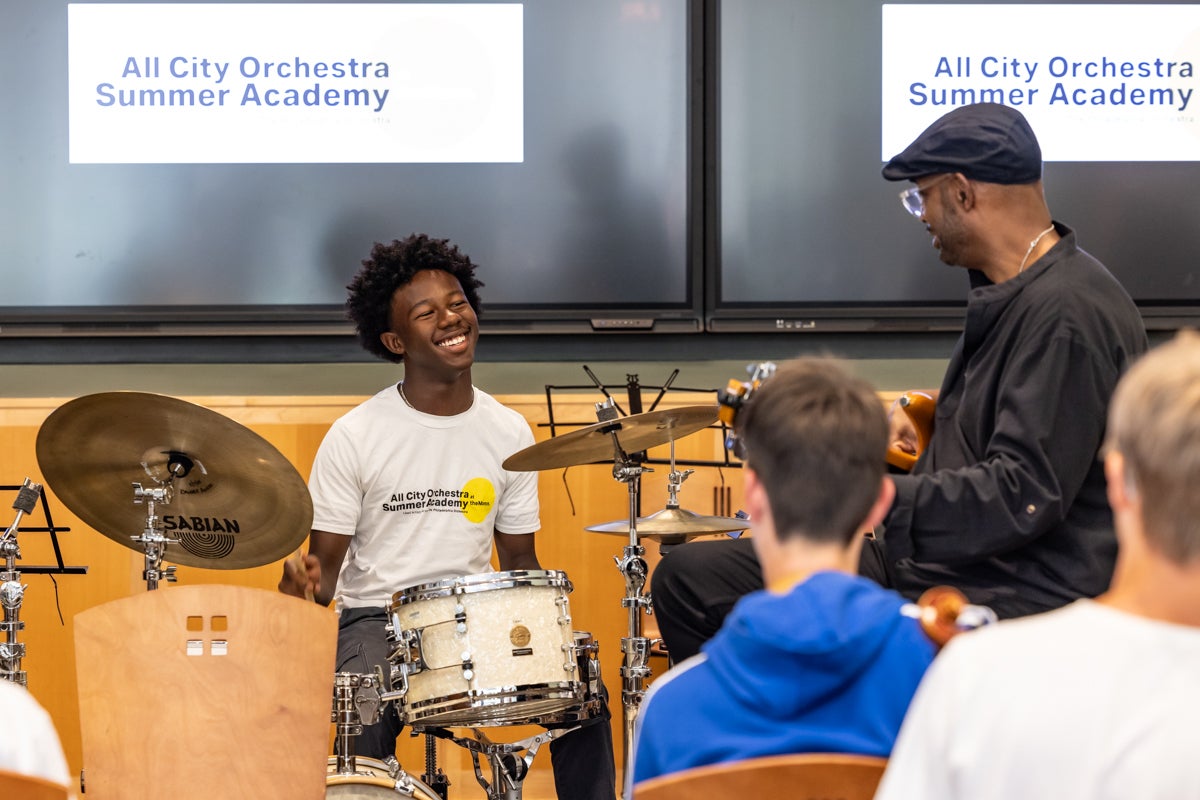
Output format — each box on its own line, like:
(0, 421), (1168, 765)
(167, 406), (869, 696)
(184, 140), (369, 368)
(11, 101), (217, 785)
(390, 569), (573, 607)
(325, 756), (443, 799)
(405, 681), (580, 710)
(403, 682), (580, 724)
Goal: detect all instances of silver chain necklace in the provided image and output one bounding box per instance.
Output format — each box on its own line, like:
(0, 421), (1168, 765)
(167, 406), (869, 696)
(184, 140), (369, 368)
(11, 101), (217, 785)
(1019, 225), (1056, 274)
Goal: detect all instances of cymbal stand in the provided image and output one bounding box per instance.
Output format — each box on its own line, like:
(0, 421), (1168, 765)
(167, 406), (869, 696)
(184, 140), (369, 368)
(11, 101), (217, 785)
(590, 398), (655, 781)
(131, 482), (178, 590)
(0, 479), (41, 685)
(658, 442), (693, 556)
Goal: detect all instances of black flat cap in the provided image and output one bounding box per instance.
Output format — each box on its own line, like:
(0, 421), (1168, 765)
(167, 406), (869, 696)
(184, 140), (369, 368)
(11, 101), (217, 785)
(882, 103), (1042, 184)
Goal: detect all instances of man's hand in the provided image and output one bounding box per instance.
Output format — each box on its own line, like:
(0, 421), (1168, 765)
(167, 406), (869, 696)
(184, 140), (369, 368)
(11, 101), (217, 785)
(889, 399), (920, 457)
(885, 390), (937, 471)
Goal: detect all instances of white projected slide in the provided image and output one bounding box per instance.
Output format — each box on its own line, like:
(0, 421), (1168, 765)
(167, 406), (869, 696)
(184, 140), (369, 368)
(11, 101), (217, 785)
(882, 4), (1200, 161)
(68, 3), (523, 164)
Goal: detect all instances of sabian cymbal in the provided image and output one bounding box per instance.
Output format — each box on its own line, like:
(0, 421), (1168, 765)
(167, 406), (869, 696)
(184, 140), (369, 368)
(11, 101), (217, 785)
(35, 391), (312, 570)
(586, 506), (751, 543)
(503, 405), (718, 471)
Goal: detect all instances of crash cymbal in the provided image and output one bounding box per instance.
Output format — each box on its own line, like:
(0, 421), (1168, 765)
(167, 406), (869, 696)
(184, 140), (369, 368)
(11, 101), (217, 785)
(503, 405), (718, 471)
(35, 392), (312, 570)
(586, 506), (751, 543)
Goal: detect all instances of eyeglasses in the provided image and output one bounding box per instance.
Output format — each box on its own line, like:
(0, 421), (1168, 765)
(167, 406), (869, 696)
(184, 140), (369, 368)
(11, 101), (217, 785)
(898, 173), (955, 218)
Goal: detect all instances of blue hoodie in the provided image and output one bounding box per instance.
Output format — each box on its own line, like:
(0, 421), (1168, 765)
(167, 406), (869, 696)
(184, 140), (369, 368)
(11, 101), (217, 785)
(630, 571), (936, 787)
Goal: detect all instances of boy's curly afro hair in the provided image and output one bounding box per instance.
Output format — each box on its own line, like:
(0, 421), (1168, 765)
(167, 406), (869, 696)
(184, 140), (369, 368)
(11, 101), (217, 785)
(346, 234), (484, 364)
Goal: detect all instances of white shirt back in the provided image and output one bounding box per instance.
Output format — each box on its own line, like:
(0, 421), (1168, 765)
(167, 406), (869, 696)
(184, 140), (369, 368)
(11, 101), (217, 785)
(877, 600), (1200, 800)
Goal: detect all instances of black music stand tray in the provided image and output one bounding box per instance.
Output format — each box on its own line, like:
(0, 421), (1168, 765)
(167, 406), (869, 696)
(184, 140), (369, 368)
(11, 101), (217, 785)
(2, 484), (87, 576)
(541, 365), (742, 472)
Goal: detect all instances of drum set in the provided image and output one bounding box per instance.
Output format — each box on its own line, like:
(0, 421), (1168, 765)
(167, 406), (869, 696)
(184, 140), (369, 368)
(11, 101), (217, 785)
(327, 568), (608, 800)
(26, 389), (743, 798)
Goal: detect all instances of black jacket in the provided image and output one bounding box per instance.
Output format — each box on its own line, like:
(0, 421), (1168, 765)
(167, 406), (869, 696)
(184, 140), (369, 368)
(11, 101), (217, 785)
(883, 223), (1149, 618)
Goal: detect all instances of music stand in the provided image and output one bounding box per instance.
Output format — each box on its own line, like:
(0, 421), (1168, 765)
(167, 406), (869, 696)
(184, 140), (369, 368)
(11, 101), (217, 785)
(0, 483), (87, 576)
(541, 366), (742, 475)
(1, 481), (86, 685)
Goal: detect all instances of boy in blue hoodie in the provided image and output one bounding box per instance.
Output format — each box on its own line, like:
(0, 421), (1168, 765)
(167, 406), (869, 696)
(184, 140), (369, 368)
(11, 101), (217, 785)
(628, 357), (937, 790)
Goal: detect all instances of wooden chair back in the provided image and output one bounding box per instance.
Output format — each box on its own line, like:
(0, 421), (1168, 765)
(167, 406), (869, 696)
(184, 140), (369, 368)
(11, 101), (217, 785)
(0, 769), (69, 800)
(74, 584), (337, 800)
(633, 752), (888, 800)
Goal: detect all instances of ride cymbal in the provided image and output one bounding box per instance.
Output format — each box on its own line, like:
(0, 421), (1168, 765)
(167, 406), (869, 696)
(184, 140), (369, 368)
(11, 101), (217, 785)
(35, 392), (312, 569)
(503, 405), (718, 471)
(586, 506), (750, 543)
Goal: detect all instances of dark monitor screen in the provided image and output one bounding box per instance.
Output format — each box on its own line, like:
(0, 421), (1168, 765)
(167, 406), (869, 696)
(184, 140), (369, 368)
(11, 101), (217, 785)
(2, 0), (698, 338)
(710, 0), (1200, 333)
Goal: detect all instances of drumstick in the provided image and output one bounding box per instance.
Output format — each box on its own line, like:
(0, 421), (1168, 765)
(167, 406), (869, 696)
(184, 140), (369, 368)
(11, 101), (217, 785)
(292, 549), (315, 602)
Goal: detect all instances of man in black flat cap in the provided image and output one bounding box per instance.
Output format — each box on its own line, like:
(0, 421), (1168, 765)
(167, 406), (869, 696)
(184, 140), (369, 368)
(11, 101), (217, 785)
(650, 103), (1149, 664)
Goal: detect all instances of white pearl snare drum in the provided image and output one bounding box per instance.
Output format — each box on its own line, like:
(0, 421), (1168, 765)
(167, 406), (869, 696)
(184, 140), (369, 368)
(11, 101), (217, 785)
(387, 570), (584, 727)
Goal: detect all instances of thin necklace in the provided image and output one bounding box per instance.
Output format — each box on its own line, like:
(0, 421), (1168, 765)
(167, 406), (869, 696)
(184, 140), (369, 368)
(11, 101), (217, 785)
(398, 381), (415, 409)
(1018, 225), (1056, 274)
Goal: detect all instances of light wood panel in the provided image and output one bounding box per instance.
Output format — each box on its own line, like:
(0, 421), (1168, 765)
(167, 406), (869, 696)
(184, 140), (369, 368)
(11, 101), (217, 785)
(0, 769), (69, 800)
(0, 391), (743, 795)
(632, 752), (886, 800)
(74, 584), (337, 800)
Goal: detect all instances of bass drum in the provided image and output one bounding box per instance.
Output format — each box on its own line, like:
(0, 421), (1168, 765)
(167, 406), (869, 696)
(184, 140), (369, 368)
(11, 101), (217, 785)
(326, 756), (442, 799)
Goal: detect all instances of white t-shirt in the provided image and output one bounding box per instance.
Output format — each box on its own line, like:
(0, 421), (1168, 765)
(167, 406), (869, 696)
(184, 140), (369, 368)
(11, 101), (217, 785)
(309, 384), (540, 609)
(0, 680), (70, 786)
(876, 599), (1200, 800)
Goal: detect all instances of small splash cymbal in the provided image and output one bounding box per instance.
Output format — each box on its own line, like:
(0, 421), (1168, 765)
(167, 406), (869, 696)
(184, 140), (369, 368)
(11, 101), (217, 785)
(503, 405), (718, 471)
(586, 506), (750, 543)
(35, 391), (312, 569)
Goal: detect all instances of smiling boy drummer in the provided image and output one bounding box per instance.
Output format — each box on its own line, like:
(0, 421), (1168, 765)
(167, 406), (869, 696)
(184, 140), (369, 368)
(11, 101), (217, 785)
(279, 233), (615, 800)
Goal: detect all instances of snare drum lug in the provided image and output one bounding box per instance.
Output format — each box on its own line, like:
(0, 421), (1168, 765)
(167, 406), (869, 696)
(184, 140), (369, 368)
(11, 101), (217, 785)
(390, 626), (428, 674)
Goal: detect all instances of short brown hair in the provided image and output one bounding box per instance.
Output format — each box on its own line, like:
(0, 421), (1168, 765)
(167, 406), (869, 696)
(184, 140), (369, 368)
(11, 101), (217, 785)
(735, 357), (887, 545)
(1105, 330), (1200, 564)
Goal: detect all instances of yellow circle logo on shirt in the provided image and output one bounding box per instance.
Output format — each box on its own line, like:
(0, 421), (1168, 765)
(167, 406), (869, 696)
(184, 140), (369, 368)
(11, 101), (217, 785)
(461, 477), (496, 523)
